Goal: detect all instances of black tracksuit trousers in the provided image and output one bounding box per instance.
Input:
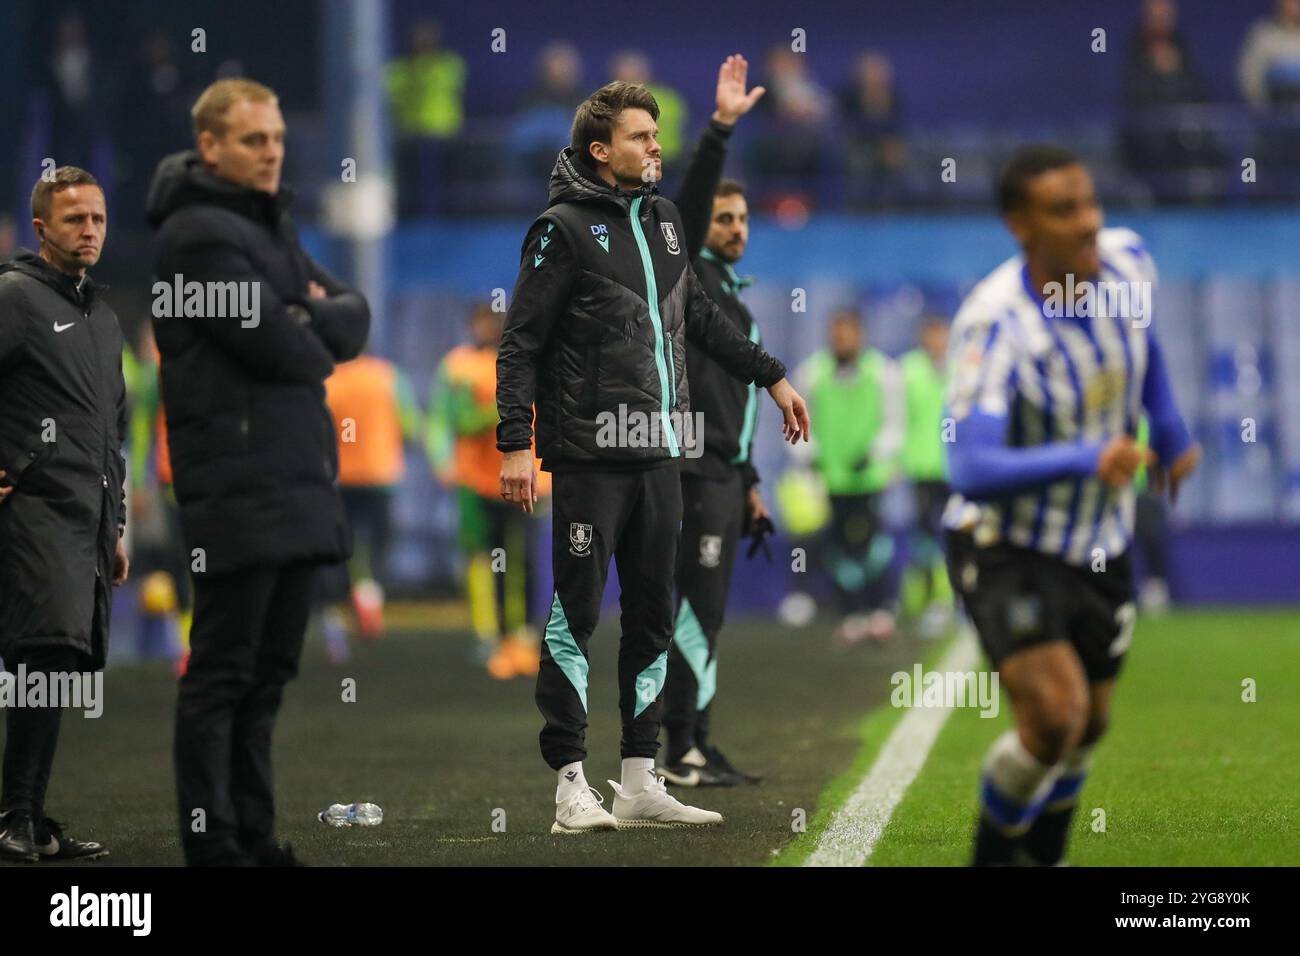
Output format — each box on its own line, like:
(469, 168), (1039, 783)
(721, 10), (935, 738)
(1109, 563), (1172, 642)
(536, 464), (682, 770)
(175, 562), (314, 865)
(662, 471), (745, 764)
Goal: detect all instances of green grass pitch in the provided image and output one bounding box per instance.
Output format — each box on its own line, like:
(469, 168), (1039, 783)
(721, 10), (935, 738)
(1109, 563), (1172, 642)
(23, 608), (1298, 865)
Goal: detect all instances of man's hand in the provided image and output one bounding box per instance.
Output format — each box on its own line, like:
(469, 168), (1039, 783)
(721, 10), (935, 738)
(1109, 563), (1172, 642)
(713, 54), (765, 126)
(746, 485), (770, 527)
(1149, 443), (1202, 504)
(0, 470), (11, 504)
(1096, 435), (1151, 489)
(307, 280), (328, 300)
(112, 536), (130, 586)
(766, 377), (811, 444)
(500, 449), (538, 514)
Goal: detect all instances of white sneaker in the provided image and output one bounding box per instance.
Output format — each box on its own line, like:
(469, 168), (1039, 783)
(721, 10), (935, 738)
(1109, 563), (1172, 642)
(607, 776), (724, 829)
(551, 786), (618, 835)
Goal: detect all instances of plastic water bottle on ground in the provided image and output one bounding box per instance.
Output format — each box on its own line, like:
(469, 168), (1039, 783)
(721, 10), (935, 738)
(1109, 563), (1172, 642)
(318, 802), (383, 827)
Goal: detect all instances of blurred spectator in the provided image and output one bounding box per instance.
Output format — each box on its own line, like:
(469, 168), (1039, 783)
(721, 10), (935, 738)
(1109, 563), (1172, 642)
(1238, 0), (1300, 106)
(520, 41), (583, 111)
(1126, 0), (1206, 107)
(1122, 0), (1222, 201)
(792, 308), (902, 646)
(387, 19), (466, 137)
(42, 13), (103, 168)
(112, 30), (193, 228)
(387, 20), (466, 217)
(318, 351), (425, 659)
(899, 315), (951, 639)
(839, 52), (908, 208)
(510, 42), (585, 179)
(750, 47), (833, 200)
(428, 305), (546, 680)
(609, 50), (687, 164)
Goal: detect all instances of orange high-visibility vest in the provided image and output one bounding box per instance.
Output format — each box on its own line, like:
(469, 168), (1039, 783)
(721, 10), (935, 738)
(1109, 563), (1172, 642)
(326, 356), (406, 487)
(442, 345), (550, 499)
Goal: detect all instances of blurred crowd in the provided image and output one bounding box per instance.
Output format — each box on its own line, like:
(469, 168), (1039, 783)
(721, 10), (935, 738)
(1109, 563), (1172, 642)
(388, 1), (1300, 215)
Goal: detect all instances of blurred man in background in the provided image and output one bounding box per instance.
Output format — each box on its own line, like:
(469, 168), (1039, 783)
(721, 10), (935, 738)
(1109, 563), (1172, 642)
(658, 56), (769, 788)
(124, 322), (189, 668)
(900, 315), (952, 638)
(430, 304), (545, 679)
(794, 308), (902, 645)
(320, 347), (424, 658)
(0, 167), (123, 862)
(148, 78), (370, 866)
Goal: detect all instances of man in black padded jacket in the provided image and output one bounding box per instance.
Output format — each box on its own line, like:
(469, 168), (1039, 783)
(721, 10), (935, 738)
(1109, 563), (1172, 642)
(496, 72), (810, 835)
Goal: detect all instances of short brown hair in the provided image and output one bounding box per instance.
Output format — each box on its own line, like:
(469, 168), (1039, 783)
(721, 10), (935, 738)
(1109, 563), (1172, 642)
(716, 178), (746, 199)
(31, 166), (100, 220)
(570, 81), (659, 159)
(191, 77), (278, 139)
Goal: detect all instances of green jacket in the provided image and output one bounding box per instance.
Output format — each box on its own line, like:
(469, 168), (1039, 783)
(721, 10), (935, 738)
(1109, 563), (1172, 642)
(796, 348), (900, 495)
(900, 348), (948, 482)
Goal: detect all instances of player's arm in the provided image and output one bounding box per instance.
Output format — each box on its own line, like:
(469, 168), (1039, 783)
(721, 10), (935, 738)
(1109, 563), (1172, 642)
(946, 317), (1137, 498)
(682, 266), (808, 443)
(156, 230), (335, 384)
(497, 219), (574, 510)
(1141, 330), (1200, 500)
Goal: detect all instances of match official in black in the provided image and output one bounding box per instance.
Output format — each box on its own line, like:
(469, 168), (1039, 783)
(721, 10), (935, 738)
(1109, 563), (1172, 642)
(0, 167), (123, 862)
(147, 79), (369, 866)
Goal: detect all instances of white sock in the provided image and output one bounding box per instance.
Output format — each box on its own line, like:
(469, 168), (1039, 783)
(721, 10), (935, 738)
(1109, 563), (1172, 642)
(620, 757), (655, 795)
(980, 730), (1060, 834)
(556, 761), (587, 800)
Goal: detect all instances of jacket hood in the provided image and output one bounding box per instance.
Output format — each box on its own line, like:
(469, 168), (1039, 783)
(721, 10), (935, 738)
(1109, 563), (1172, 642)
(0, 247), (98, 307)
(547, 146), (655, 209)
(145, 149), (291, 229)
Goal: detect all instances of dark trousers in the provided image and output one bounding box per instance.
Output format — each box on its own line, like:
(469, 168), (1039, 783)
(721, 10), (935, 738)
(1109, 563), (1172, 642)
(824, 493), (889, 614)
(536, 465), (682, 770)
(662, 471), (745, 764)
(911, 479), (950, 600)
(175, 562), (314, 864)
(1, 646), (81, 819)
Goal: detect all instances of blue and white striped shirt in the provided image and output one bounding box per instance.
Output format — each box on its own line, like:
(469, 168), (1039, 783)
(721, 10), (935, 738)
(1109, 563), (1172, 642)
(943, 227), (1161, 565)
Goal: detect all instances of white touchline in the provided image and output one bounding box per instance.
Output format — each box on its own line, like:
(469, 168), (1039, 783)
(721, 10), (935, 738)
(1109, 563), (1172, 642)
(804, 626), (981, 867)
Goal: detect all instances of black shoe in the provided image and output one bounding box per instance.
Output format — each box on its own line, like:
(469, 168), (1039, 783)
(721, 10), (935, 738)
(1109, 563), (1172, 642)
(659, 747), (743, 787)
(34, 817), (109, 862)
(656, 761), (703, 787)
(0, 810), (39, 863)
(701, 745), (762, 784)
(250, 842), (307, 867)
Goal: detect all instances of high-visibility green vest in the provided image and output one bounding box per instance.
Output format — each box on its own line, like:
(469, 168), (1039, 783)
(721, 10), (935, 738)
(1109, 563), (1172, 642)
(805, 349), (893, 495)
(386, 52), (466, 137)
(900, 348), (948, 481)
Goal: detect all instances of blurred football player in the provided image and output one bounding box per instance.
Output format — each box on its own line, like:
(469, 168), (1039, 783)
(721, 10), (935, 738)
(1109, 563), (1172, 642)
(944, 146), (1200, 865)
